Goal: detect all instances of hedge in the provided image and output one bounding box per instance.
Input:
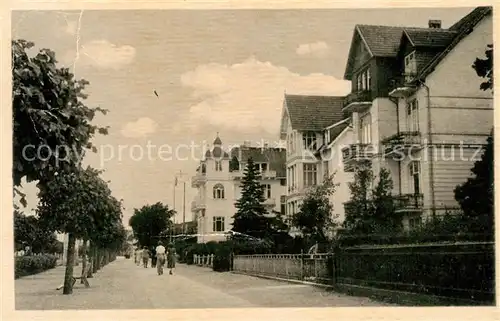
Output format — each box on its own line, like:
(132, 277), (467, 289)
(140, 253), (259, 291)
(15, 254), (58, 279)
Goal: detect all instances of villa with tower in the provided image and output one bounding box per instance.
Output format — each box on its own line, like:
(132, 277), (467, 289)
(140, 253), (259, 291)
(190, 135), (287, 243)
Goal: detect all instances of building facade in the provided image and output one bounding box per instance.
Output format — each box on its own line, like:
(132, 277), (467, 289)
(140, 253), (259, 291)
(280, 6), (493, 232)
(191, 136), (287, 243)
(341, 6), (493, 229)
(279, 95), (349, 233)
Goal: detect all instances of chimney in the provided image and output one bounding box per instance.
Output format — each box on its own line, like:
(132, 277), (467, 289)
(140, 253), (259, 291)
(428, 20), (442, 28)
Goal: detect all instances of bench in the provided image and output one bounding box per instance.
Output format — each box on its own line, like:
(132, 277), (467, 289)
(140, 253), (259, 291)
(56, 260), (91, 290)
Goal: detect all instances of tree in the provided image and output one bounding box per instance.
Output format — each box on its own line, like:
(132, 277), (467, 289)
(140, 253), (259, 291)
(129, 202), (175, 248)
(343, 165), (373, 234)
(371, 168), (401, 234)
(14, 210), (60, 253)
(452, 49), (495, 240)
(454, 133), (494, 238)
(292, 173), (339, 247)
(37, 166), (123, 294)
(343, 167), (399, 242)
(12, 39), (108, 205)
(232, 157), (270, 239)
(472, 44), (493, 92)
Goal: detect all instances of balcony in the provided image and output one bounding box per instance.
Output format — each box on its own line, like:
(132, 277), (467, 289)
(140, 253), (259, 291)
(230, 170), (277, 180)
(394, 193), (424, 213)
(382, 131), (422, 159)
(263, 198), (276, 207)
(343, 90), (372, 114)
(191, 197), (206, 211)
(191, 172), (207, 187)
(341, 143), (375, 172)
(388, 73), (418, 98)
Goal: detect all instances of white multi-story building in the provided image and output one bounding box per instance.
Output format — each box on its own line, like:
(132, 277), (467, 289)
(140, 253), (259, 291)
(191, 136), (287, 243)
(280, 6), (493, 232)
(279, 95), (350, 232)
(340, 6), (493, 229)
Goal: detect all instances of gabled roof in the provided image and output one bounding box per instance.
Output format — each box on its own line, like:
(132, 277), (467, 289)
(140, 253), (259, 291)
(229, 146), (286, 178)
(356, 25), (406, 57)
(315, 119), (351, 156)
(403, 28), (457, 48)
(344, 6), (492, 81)
(416, 6), (492, 81)
(283, 94), (344, 132)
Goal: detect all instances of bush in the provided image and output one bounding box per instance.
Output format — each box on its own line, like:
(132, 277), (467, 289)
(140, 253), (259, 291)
(15, 254), (58, 279)
(212, 242), (232, 272)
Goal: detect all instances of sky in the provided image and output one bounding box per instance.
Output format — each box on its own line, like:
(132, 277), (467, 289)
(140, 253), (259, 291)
(11, 7), (474, 226)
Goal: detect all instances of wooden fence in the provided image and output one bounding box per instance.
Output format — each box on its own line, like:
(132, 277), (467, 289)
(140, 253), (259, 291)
(232, 242), (495, 304)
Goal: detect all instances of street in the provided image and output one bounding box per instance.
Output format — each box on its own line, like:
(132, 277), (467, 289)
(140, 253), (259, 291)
(15, 257), (388, 309)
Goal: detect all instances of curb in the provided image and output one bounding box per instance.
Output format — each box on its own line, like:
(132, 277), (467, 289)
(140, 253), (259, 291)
(230, 271), (334, 289)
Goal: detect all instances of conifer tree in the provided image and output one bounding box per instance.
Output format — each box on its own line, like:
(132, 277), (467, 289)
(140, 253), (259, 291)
(454, 133), (494, 237)
(232, 157), (269, 238)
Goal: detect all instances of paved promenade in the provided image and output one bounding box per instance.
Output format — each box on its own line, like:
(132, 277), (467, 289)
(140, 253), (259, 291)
(15, 257), (389, 309)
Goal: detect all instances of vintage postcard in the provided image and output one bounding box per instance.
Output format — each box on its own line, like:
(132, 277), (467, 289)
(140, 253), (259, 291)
(3, 1), (498, 320)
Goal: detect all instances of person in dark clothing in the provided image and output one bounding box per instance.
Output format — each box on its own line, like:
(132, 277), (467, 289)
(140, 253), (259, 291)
(151, 246), (157, 268)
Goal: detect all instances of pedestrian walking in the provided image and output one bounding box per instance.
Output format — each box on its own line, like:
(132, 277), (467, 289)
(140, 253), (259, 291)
(141, 246), (150, 268)
(167, 243), (177, 275)
(155, 241), (166, 275)
(134, 248), (140, 265)
(151, 246), (157, 268)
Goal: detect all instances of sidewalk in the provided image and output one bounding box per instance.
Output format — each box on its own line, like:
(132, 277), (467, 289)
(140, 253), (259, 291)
(15, 257), (256, 310)
(15, 257), (389, 309)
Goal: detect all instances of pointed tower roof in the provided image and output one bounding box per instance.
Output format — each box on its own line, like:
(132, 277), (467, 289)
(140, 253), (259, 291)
(213, 132), (222, 146)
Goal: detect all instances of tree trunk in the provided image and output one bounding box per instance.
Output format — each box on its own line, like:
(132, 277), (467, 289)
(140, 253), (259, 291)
(87, 242), (93, 278)
(92, 246), (99, 274)
(63, 233), (76, 295)
(80, 240), (88, 284)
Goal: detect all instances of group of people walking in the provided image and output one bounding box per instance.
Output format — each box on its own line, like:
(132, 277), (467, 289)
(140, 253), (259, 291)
(135, 241), (176, 275)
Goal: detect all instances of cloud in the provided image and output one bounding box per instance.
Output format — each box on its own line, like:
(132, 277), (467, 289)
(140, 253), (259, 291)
(62, 40), (136, 69)
(174, 57), (350, 137)
(121, 117), (159, 138)
(296, 41), (330, 57)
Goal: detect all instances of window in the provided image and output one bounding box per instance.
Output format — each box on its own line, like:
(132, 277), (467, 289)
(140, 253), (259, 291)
(281, 204), (286, 215)
(360, 114), (372, 144)
(280, 178), (286, 186)
(215, 161), (222, 171)
(324, 130), (331, 144)
(257, 163), (268, 172)
(404, 51), (417, 75)
(406, 99), (419, 132)
(357, 68), (371, 91)
(303, 163), (317, 187)
(213, 183), (225, 199)
(302, 132), (317, 150)
(409, 161), (420, 194)
(409, 216), (422, 230)
(323, 160), (329, 178)
(213, 217), (225, 232)
(262, 184), (271, 198)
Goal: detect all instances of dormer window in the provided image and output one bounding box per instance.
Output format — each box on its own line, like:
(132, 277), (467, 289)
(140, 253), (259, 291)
(404, 51), (417, 77)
